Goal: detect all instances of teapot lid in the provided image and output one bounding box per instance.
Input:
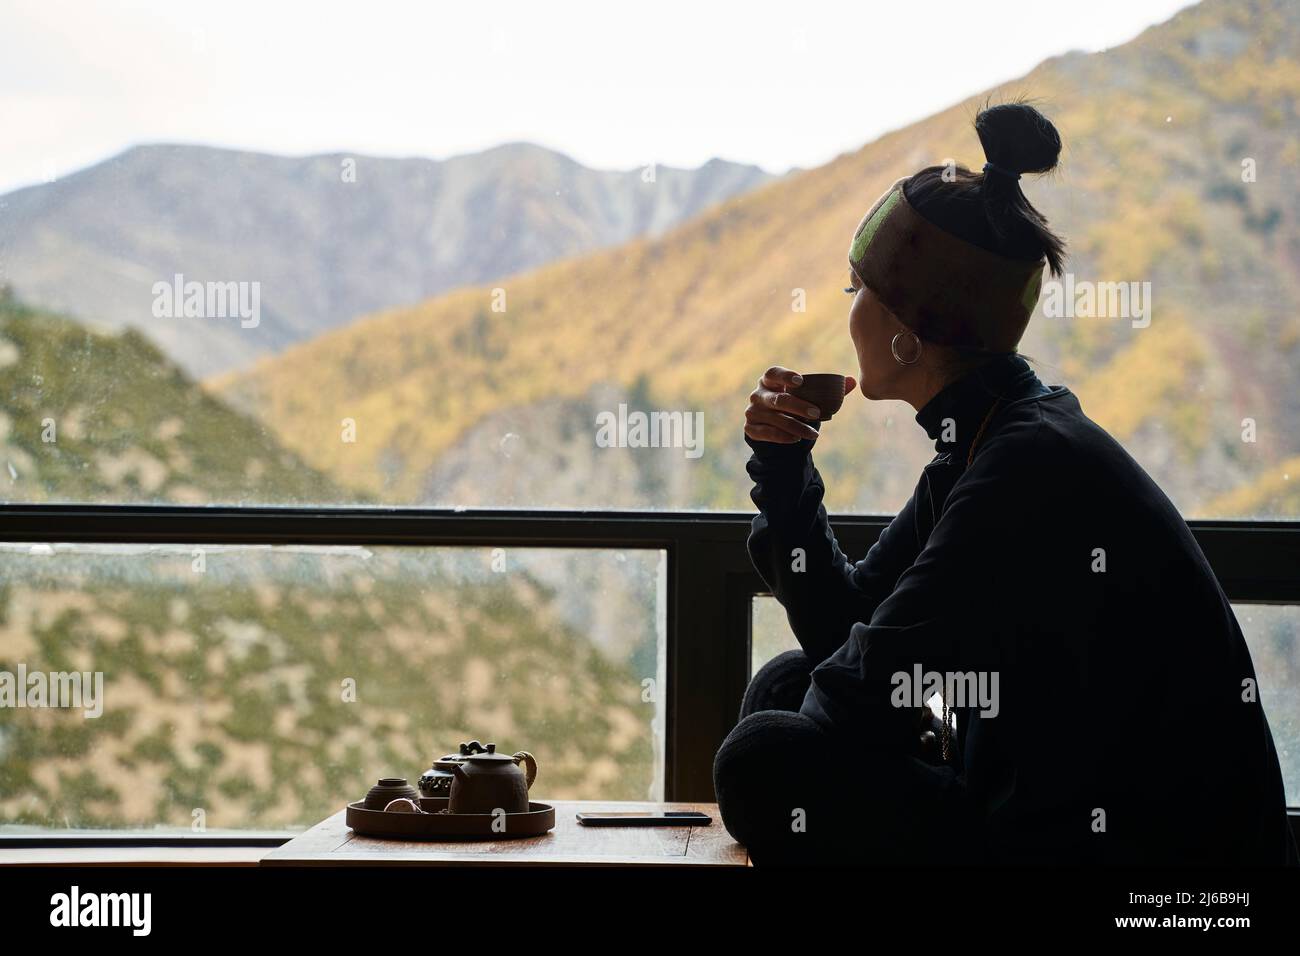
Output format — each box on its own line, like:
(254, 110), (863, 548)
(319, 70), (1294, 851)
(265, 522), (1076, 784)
(460, 741), (516, 763)
(433, 740), (487, 765)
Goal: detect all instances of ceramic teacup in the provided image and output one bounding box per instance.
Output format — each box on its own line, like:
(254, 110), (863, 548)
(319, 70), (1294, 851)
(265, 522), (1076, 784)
(789, 373), (848, 421)
(364, 777), (419, 811)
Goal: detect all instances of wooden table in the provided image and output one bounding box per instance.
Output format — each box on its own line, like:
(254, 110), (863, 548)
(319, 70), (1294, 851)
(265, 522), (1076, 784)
(261, 800), (747, 867)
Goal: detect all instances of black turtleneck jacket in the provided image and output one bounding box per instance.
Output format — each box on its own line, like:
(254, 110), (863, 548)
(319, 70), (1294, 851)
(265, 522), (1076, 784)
(745, 354), (1296, 865)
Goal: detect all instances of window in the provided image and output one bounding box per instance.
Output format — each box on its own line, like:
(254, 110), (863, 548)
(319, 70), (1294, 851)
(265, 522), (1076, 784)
(1236, 604), (1300, 806)
(0, 544), (665, 833)
(3, 1), (1297, 841)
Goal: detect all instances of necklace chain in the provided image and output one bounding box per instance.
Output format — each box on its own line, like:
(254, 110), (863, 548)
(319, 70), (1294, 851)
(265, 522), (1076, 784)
(940, 398), (1004, 763)
(966, 399), (1003, 468)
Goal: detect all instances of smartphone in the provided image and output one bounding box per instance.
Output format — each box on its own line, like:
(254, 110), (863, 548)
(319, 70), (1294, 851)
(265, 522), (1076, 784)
(576, 810), (712, 827)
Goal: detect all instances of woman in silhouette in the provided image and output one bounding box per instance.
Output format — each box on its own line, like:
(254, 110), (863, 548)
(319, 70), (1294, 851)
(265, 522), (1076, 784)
(714, 103), (1296, 866)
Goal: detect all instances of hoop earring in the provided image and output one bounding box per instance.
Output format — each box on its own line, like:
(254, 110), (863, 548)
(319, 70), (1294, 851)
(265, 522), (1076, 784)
(891, 330), (923, 366)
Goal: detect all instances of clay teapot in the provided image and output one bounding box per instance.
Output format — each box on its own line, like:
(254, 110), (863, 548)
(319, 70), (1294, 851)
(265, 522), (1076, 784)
(448, 741), (538, 814)
(418, 739), (490, 797)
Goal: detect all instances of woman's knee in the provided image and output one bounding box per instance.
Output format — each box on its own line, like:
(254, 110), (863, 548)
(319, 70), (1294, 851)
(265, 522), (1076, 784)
(713, 710), (829, 857)
(714, 713), (959, 864)
(740, 648), (814, 717)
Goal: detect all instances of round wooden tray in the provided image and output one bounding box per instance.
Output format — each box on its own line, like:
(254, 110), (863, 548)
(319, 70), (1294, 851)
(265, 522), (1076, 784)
(345, 798), (555, 840)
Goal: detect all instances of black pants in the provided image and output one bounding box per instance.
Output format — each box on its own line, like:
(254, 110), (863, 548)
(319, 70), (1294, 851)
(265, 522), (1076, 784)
(712, 650), (979, 866)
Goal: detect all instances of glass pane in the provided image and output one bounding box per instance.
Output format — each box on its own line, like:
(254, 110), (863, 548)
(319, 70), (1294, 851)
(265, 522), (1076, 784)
(1236, 604), (1300, 807)
(749, 595), (1300, 805)
(750, 594), (800, 678)
(0, 544), (666, 834)
(1, 6), (1296, 518)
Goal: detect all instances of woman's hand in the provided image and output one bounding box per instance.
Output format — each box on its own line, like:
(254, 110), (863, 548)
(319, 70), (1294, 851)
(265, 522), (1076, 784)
(744, 366), (857, 444)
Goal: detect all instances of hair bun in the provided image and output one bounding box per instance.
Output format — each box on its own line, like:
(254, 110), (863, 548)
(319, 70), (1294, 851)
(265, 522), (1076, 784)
(975, 103), (1061, 177)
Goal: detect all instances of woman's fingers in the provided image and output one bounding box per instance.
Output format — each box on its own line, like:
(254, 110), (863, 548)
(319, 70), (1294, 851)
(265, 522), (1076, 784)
(746, 366), (819, 444)
(744, 422), (800, 444)
(759, 366), (804, 391)
(745, 405), (820, 442)
(844, 375), (857, 397)
(751, 385), (820, 420)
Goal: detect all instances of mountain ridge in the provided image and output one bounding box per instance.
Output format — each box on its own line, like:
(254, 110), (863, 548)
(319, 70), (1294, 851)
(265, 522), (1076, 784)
(0, 141), (774, 377)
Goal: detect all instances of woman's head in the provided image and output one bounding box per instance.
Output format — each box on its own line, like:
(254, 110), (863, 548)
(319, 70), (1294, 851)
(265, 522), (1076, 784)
(846, 101), (1066, 408)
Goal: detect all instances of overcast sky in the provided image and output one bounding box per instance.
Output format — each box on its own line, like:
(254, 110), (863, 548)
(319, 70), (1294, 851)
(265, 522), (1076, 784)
(2, 0), (1194, 193)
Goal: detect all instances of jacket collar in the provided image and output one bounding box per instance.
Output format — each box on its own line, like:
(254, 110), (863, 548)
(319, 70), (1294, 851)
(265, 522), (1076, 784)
(915, 352), (1045, 459)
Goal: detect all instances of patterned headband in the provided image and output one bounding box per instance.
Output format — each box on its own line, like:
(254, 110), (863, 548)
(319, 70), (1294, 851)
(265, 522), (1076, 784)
(848, 177), (1044, 353)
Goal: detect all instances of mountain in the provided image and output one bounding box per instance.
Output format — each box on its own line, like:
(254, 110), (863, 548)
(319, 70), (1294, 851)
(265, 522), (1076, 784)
(0, 289), (350, 505)
(217, 0), (1300, 519)
(0, 289), (651, 654)
(0, 143), (772, 377)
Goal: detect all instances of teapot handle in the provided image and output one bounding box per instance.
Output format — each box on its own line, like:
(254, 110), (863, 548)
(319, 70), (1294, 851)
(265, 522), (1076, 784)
(512, 751), (538, 790)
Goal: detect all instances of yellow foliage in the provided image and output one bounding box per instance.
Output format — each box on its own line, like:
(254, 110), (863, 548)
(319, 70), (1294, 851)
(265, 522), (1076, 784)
(1071, 316), (1206, 443)
(1205, 455), (1300, 517)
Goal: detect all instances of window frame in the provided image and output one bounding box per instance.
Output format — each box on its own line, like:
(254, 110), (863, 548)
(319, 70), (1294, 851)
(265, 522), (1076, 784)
(0, 504), (1296, 847)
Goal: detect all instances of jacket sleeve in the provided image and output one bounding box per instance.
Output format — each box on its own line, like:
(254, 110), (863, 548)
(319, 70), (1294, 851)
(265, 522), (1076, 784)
(800, 447), (1030, 747)
(745, 431), (925, 665)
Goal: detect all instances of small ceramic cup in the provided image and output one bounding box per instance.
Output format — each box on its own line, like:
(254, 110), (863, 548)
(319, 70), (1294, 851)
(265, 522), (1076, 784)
(363, 777), (419, 811)
(789, 373), (847, 421)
